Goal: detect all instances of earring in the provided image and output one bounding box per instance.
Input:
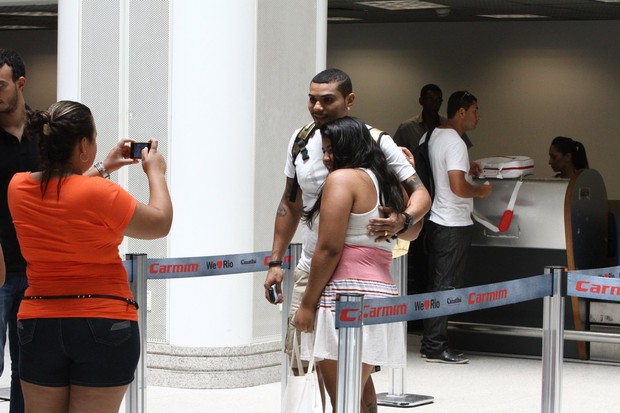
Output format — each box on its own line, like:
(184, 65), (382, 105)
(79, 152), (89, 163)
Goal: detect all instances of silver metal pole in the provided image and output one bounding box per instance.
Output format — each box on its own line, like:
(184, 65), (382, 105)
(280, 243), (301, 409)
(336, 294), (364, 413)
(541, 266), (564, 413)
(377, 255), (434, 408)
(126, 253), (147, 413)
(449, 321), (620, 344)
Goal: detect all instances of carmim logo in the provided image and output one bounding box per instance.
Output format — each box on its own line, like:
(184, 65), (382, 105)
(576, 280), (620, 297)
(263, 255), (292, 266)
(339, 303), (408, 322)
(468, 289), (508, 304)
(150, 262), (200, 274)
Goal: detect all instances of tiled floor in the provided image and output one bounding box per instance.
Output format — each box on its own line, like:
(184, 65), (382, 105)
(1, 334), (619, 412)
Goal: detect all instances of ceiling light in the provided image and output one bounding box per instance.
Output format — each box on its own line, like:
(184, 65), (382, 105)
(328, 17), (364, 21)
(356, 1), (447, 11)
(0, 25), (48, 29)
(478, 14), (547, 19)
(0, 11), (57, 17)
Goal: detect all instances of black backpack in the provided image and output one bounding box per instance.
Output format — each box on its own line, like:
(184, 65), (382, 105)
(412, 128), (435, 204)
(289, 122), (317, 202)
(288, 122), (387, 202)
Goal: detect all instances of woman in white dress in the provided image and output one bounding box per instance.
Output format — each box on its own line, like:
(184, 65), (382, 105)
(294, 116), (421, 412)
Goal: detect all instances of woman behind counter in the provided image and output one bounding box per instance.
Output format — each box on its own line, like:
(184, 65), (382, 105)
(548, 136), (589, 179)
(7, 100), (172, 413)
(294, 116), (421, 412)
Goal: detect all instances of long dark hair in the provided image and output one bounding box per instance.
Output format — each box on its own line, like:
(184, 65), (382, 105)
(551, 136), (589, 170)
(303, 116), (404, 226)
(26, 100), (95, 199)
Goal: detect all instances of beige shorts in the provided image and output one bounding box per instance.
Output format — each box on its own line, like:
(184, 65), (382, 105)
(284, 267), (309, 357)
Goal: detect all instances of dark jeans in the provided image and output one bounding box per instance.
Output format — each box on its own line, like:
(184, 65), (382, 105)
(421, 222), (473, 355)
(0, 272), (28, 413)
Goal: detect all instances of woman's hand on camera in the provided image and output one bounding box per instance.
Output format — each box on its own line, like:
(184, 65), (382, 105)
(141, 139), (167, 176)
(102, 138), (139, 173)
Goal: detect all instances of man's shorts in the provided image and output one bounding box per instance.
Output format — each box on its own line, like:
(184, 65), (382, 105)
(18, 317), (141, 387)
(284, 267), (309, 359)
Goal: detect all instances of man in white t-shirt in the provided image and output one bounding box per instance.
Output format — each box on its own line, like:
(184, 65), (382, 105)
(421, 91), (492, 364)
(263, 68), (431, 411)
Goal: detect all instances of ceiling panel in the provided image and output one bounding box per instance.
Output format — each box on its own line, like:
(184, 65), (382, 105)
(328, 0), (620, 23)
(1, 1), (620, 31)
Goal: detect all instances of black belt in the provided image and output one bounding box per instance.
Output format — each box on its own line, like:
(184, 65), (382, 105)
(23, 294), (139, 309)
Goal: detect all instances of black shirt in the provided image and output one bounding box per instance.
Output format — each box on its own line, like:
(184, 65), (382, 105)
(0, 116), (40, 273)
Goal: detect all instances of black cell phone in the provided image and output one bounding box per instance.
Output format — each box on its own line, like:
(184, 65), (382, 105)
(130, 142), (151, 159)
(268, 284), (278, 303)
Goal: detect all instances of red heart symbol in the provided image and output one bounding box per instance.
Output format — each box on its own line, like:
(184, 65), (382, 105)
(424, 300), (430, 310)
(217, 261), (223, 268)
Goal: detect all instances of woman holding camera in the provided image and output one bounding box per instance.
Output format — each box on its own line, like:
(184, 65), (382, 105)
(7, 100), (172, 413)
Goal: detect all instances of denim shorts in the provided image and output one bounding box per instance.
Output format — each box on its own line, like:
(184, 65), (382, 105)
(17, 317), (140, 387)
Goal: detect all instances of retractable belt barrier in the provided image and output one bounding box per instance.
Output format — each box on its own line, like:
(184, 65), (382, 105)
(567, 266), (620, 302)
(123, 247), (620, 413)
(335, 274), (551, 328)
(127, 251), (291, 281)
(123, 249), (292, 413)
(333, 265), (620, 413)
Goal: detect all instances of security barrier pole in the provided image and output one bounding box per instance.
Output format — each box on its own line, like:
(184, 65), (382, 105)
(126, 253), (148, 413)
(281, 243), (301, 403)
(336, 294), (364, 413)
(377, 256), (434, 408)
(541, 266), (564, 413)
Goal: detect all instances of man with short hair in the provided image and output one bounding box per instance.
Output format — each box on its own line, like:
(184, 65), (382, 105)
(264, 68), (430, 412)
(394, 83), (445, 151)
(0, 48), (37, 413)
(421, 91), (492, 364)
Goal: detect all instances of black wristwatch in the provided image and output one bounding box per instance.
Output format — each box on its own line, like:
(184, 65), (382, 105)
(397, 212), (413, 234)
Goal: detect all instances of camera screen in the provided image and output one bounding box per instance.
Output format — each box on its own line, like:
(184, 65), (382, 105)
(130, 142), (151, 159)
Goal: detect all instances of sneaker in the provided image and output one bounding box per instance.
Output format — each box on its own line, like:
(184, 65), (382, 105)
(420, 348), (464, 358)
(425, 349), (469, 364)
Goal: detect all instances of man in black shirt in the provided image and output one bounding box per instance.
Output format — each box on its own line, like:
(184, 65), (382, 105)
(0, 48), (38, 413)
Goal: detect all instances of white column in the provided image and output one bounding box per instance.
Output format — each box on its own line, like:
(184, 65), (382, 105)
(167, 0), (256, 347)
(56, 0), (80, 100)
(55, 0), (324, 350)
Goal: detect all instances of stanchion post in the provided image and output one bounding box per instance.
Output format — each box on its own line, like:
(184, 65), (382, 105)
(280, 243), (301, 409)
(541, 266), (564, 413)
(126, 253), (148, 413)
(336, 293), (364, 413)
(377, 255), (434, 408)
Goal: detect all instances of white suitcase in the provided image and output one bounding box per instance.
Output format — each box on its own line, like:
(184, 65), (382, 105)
(475, 156), (534, 179)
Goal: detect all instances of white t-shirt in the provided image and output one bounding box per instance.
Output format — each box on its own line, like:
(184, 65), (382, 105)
(426, 127), (474, 227)
(284, 125), (414, 272)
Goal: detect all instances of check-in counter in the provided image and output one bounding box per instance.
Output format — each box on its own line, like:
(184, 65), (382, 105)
(449, 169), (609, 359)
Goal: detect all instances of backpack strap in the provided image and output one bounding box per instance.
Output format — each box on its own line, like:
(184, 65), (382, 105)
(368, 126), (387, 145)
(289, 122), (317, 202)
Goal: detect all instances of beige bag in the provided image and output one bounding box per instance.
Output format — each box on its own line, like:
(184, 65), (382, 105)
(392, 238), (410, 258)
(282, 330), (322, 413)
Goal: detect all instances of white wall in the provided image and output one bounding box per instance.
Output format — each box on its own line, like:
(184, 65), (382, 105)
(328, 21), (620, 200)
